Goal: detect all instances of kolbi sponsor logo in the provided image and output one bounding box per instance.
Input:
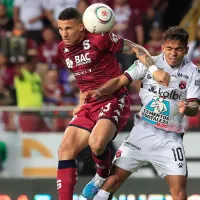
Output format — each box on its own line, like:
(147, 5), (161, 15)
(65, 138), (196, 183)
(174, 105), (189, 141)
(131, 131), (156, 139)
(148, 85), (181, 100)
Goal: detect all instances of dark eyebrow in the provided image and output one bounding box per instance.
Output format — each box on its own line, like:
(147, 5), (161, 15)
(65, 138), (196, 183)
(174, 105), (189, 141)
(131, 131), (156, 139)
(58, 26), (72, 30)
(165, 46), (184, 50)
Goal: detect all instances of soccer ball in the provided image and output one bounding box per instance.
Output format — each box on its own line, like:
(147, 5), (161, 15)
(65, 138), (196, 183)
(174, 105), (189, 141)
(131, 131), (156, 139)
(83, 3), (115, 34)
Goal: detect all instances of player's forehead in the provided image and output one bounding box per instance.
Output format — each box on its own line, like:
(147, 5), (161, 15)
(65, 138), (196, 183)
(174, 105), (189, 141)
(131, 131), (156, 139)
(163, 39), (186, 49)
(57, 19), (78, 28)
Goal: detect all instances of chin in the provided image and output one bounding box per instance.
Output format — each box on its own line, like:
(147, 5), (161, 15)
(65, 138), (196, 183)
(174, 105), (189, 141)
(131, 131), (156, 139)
(65, 42), (73, 46)
(169, 61), (180, 67)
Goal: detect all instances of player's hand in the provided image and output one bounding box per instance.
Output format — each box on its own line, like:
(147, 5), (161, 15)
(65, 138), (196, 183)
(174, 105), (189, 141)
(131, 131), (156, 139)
(152, 70), (170, 87)
(178, 101), (187, 114)
(73, 104), (82, 116)
(83, 90), (101, 102)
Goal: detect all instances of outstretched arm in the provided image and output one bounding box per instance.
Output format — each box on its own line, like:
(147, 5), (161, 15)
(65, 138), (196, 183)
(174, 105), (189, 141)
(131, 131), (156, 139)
(123, 39), (154, 68)
(122, 39), (170, 86)
(83, 74), (129, 100)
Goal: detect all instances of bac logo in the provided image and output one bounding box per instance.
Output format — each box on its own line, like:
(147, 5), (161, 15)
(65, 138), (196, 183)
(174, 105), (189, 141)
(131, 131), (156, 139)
(22, 139), (56, 177)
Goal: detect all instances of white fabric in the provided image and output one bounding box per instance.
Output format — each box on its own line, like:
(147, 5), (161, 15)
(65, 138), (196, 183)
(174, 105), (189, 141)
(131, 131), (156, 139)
(94, 189), (111, 200)
(49, 0), (79, 20)
(124, 53), (200, 133)
(14, 0), (51, 30)
(113, 115), (187, 178)
(149, 65), (158, 75)
(93, 173), (106, 187)
(187, 40), (196, 60)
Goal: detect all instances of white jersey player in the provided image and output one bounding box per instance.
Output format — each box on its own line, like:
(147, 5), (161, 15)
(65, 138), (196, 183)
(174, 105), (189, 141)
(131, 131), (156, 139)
(125, 53), (199, 134)
(83, 27), (200, 200)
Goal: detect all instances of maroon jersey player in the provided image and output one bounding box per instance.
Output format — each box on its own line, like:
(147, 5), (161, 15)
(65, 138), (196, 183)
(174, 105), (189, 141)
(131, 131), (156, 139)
(56, 7), (170, 200)
(58, 32), (126, 93)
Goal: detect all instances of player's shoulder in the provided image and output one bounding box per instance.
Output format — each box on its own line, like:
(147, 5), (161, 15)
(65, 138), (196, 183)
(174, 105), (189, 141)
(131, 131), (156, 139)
(58, 41), (65, 49)
(87, 32), (120, 44)
(153, 53), (164, 63)
(182, 57), (199, 75)
(58, 41), (65, 52)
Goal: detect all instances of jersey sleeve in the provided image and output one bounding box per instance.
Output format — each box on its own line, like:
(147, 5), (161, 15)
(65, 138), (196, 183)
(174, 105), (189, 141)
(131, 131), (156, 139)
(93, 32), (124, 53)
(186, 68), (200, 104)
(124, 60), (147, 83)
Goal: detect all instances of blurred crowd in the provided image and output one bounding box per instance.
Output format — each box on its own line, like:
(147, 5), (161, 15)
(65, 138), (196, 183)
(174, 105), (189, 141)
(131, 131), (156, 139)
(0, 0), (200, 132)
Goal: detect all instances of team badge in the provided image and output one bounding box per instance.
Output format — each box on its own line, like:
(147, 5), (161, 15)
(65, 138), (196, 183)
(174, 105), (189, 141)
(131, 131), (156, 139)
(179, 81), (187, 90)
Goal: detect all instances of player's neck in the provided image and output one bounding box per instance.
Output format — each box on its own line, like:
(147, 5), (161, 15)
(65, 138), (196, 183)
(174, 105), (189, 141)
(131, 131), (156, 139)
(170, 61), (183, 69)
(75, 31), (86, 45)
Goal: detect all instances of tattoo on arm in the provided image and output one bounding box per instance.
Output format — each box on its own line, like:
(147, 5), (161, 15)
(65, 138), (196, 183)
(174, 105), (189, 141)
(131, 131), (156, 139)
(137, 48), (146, 56)
(145, 55), (155, 67)
(122, 39), (134, 53)
(122, 39), (155, 68)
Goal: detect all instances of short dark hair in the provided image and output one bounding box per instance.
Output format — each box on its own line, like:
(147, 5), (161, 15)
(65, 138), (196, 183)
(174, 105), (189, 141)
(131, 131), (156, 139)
(58, 7), (82, 23)
(163, 26), (189, 46)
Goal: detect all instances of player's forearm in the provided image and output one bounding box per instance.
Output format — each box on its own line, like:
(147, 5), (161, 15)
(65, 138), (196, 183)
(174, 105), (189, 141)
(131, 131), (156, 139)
(123, 39), (155, 68)
(98, 77), (125, 96)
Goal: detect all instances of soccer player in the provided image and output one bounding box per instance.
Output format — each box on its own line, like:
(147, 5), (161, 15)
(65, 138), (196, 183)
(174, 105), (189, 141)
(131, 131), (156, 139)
(56, 7), (170, 200)
(83, 26), (200, 200)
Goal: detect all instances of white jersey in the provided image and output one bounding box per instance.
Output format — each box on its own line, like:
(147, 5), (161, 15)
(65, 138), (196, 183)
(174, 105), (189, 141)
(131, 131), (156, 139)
(124, 53), (200, 133)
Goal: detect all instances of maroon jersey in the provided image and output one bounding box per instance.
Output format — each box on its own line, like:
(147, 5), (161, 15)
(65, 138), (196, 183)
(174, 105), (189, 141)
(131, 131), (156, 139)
(58, 32), (126, 95)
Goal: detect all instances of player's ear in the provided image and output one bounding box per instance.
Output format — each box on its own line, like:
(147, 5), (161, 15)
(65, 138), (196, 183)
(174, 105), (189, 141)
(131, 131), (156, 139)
(185, 46), (189, 55)
(80, 24), (85, 32)
(161, 44), (165, 52)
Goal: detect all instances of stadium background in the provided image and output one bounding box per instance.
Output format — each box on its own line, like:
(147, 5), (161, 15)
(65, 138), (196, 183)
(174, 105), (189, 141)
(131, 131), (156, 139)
(0, 0), (200, 199)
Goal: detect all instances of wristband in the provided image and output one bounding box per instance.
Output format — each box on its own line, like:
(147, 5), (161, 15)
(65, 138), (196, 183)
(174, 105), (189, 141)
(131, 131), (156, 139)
(149, 65), (158, 75)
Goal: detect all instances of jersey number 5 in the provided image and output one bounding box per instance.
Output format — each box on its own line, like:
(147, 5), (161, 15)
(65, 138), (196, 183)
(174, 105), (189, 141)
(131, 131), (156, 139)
(83, 40), (90, 50)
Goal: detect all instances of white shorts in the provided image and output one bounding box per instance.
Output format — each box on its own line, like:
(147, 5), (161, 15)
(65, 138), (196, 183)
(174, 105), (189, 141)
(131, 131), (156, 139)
(113, 115), (187, 178)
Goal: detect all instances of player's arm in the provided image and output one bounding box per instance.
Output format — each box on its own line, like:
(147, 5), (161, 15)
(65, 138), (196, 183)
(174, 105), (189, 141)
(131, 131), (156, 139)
(122, 39), (170, 86)
(178, 101), (199, 116)
(73, 90), (84, 116)
(84, 60), (146, 100)
(122, 39), (154, 67)
(84, 75), (129, 100)
(181, 68), (200, 116)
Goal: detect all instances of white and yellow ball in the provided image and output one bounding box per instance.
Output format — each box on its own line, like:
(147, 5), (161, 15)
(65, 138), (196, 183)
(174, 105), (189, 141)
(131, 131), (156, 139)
(83, 3), (115, 34)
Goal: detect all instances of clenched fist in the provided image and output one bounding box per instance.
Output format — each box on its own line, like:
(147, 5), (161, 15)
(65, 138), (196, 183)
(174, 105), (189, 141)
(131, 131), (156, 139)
(152, 70), (171, 87)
